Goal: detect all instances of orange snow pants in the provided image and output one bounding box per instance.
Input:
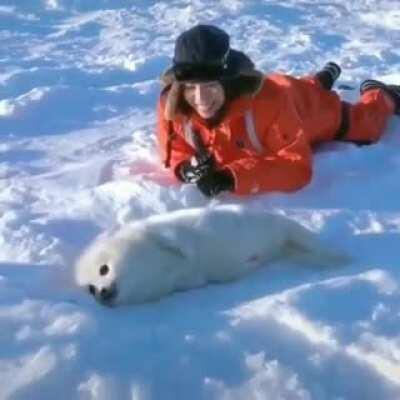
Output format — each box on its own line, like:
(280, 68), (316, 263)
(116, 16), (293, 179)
(337, 89), (394, 144)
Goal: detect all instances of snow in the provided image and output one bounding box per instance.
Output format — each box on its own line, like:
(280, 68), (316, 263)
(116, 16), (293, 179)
(1, 0), (400, 399)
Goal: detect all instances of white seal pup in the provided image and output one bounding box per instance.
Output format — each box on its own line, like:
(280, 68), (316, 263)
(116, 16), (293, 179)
(75, 205), (347, 306)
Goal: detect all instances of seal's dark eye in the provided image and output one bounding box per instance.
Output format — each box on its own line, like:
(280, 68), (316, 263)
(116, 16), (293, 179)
(99, 264), (109, 276)
(88, 284), (96, 296)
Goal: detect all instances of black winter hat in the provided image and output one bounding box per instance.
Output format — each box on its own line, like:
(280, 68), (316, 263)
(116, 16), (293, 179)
(171, 24), (255, 82)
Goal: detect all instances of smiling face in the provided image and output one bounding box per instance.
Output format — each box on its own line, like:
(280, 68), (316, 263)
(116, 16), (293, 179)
(183, 81), (225, 119)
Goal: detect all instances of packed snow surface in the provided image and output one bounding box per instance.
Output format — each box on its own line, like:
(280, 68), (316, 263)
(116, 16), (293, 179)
(1, 1), (400, 399)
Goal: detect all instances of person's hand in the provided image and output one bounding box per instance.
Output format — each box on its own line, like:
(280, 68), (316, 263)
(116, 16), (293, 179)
(177, 155), (214, 183)
(196, 169), (234, 197)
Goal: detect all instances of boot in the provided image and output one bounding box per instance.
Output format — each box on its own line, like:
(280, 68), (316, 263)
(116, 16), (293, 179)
(360, 79), (400, 114)
(315, 62), (341, 90)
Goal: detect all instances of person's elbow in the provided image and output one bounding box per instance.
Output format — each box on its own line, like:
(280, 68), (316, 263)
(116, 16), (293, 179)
(286, 163), (312, 192)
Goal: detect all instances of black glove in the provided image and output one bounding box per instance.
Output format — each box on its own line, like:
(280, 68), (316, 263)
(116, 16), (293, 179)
(177, 155), (214, 183)
(196, 169), (234, 197)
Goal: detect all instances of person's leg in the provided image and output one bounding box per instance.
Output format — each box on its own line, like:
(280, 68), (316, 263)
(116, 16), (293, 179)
(344, 88), (395, 143)
(360, 80), (400, 114)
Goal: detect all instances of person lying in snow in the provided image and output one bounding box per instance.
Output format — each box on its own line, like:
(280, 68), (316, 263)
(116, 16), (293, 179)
(157, 24), (400, 197)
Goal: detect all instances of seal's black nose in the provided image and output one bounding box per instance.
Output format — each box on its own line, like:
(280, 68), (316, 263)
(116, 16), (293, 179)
(99, 284), (118, 303)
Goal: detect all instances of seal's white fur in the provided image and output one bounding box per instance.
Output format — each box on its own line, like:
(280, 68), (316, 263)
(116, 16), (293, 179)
(75, 205), (346, 306)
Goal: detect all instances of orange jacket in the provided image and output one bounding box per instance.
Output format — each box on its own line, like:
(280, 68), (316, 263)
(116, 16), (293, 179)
(158, 74), (342, 195)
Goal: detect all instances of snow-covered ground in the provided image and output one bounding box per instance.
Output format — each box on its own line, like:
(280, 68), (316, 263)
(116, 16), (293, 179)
(1, 1), (400, 399)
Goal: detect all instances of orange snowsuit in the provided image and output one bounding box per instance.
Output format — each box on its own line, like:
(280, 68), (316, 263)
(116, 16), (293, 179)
(158, 74), (394, 195)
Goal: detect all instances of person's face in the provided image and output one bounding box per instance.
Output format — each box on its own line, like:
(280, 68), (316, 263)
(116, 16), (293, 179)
(183, 81), (225, 119)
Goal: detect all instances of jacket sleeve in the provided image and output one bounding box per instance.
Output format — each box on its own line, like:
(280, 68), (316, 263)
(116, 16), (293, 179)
(157, 97), (195, 178)
(225, 94), (313, 195)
